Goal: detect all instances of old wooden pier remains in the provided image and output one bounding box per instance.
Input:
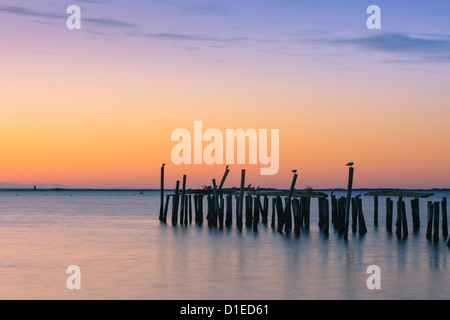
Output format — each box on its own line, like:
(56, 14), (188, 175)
(159, 165), (450, 246)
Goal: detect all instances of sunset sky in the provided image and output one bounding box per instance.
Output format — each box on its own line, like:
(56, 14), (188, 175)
(1, 0), (450, 189)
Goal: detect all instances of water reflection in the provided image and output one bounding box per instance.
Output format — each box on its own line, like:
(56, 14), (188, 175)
(0, 190), (448, 299)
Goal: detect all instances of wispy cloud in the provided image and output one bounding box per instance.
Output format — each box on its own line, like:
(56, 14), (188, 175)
(73, 0), (104, 3)
(0, 5), (61, 19)
(184, 3), (231, 16)
(0, 4), (245, 45)
(128, 31), (248, 43)
(0, 5), (139, 29)
(84, 17), (139, 28)
(335, 33), (450, 54)
(332, 32), (450, 63)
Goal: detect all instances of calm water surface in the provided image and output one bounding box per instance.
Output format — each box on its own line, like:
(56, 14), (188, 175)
(0, 190), (448, 299)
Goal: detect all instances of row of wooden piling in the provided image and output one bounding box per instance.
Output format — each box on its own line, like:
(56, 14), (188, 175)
(426, 198), (449, 243)
(330, 195), (367, 236)
(162, 190), (450, 244)
(159, 165), (450, 245)
(160, 189), (371, 236)
(159, 167), (370, 238)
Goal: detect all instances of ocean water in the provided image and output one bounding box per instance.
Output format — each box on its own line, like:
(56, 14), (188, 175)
(0, 189), (448, 300)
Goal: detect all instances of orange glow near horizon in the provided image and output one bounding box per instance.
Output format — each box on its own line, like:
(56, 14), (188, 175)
(1, 12), (450, 189)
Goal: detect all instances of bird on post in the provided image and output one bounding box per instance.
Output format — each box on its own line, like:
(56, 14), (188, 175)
(346, 162), (354, 167)
(291, 169), (297, 174)
(162, 163), (165, 167)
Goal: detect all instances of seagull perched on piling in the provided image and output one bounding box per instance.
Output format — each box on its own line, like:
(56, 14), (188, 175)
(162, 163), (165, 167)
(291, 169), (297, 173)
(346, 162), (354, 166)
(226, 165), (229, 169)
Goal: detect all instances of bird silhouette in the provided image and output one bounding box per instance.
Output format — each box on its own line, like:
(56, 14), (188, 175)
(162, 163), (165, 167)
(291, 169), (297, 173)
(247, 183), (252, 188)
(226, 165), (229, 169)
(346, 162), (354, 166)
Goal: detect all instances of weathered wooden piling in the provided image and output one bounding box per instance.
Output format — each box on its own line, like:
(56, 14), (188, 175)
(331, 194), (337, 227)
(318, 197), (324, 230)
(433, 201), (440, 242)
(254, 196), (261, 224)
(395, 198), (402, 237)
(426, 201), (433, 240)
(324, 198), (330, 235)
(245, 194), (253, 228)
(337, 197), (345, 234)
(442, 197), (448, 238)
(351, 197), (358, 233)
(395, 197), (403, 237)
(212, 196), (218, 227)
(159, 164), (165, 221)
(198, 194), (204, 225)
(293, 198), (300, 234)
(212, 179), (222, 228)
(304, 197), (311, 230)
(373, 195), (378, 226)
(395, 198), (408, 237)
(237, 169), (245, 229)
(193, 194), (198, 223)
(218, 167), (230, 190)
(180, 175), (187, 225)
(401, 200), (408, 237)
(276, 174), (297, 232)
(285, 202), (292, 232)
(163, 194), (170, 223)
(225, 194), (233, 227)
(386, 198), (393, 232)
(275, 196), (284, 230)
(262, 196), (269, 224)
(183, 195), (188, 225)
(252, 198), (257, 231)
(188, 195), (192, 224)
(180, 194), (184, 225)
(357, 197), (367, 235)
(411, 198), (420, 232)
(271, 197), (276, 229)
(299, 197), (305, 229)
(206, 195), (212, 227)
(172, 180), (180, 225)
(219, 195), (224, 229)
(344, 166), (354, 240)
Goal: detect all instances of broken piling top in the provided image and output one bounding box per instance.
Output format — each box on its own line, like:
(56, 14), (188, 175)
(363, 190), (434, 198)
(165, 188), (328, 198)
(249, 189), (328, 198)
(180, 187), (254, 196)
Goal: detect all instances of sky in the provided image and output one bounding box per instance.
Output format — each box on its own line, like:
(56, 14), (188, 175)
(1, 0), (450, 189)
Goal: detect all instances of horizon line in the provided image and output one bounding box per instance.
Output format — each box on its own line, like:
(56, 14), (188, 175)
(1, 187), (450, 192)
